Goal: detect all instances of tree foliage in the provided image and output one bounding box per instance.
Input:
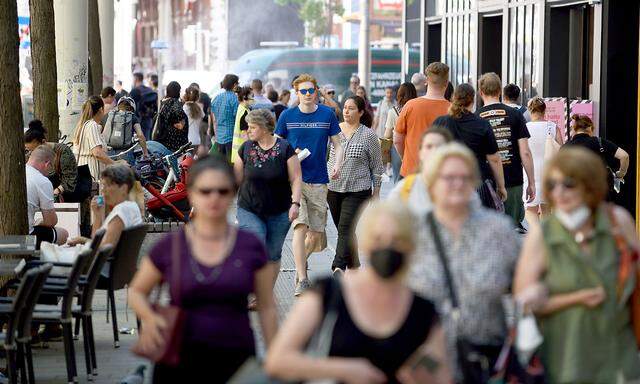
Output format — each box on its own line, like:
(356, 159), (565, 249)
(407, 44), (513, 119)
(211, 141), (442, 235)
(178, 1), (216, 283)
(275, 0), (344, 45)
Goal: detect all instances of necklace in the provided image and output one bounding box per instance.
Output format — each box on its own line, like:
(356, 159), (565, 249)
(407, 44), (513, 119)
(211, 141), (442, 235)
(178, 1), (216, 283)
(186, 225), (236, 284)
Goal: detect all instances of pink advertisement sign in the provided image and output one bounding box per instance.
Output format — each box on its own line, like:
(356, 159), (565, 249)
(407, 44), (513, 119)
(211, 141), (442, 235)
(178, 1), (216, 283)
(569, 100), (596, 135)
(544, 98), (567, 140)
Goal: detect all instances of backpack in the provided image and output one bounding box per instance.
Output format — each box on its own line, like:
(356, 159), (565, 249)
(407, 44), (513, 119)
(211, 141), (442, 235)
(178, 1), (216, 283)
(138, 88), (158, 120)
(103, 110), (135, 150)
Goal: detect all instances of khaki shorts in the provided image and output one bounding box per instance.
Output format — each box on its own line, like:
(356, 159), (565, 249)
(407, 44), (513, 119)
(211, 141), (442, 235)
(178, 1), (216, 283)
(293, 183), (328, 232)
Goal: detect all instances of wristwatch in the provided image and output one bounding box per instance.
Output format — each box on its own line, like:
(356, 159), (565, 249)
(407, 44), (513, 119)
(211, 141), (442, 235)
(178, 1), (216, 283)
(291, 201), (301, 207)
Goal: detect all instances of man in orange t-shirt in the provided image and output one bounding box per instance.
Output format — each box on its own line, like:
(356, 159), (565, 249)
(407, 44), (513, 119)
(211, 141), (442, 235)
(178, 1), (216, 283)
(394, 62), (451, 177)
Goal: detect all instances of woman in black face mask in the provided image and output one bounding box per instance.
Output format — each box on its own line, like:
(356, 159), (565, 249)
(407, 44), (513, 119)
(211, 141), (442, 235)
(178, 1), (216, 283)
(265, 201), (451, 384)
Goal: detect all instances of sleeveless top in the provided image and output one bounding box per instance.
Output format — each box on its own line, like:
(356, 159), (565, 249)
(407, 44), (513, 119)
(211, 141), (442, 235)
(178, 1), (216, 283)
(540, 206), (640, 383)
(318, 278), (439, 384)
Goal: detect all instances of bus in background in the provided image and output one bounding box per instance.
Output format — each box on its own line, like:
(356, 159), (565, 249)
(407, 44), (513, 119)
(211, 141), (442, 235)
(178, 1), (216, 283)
(231, 48), (420, 104)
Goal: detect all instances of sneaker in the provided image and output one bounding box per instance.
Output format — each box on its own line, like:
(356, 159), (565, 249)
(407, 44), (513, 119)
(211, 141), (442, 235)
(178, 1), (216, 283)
(294, 278), (311, 297)
(332, 268), (344, 279)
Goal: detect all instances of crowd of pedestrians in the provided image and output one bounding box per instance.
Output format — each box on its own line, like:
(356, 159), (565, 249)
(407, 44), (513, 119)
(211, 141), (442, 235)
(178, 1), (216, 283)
(19, 63), (640, 384)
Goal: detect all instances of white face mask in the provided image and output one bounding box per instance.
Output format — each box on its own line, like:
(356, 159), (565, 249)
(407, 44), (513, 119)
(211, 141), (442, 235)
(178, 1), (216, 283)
(555, 205), (591, 231)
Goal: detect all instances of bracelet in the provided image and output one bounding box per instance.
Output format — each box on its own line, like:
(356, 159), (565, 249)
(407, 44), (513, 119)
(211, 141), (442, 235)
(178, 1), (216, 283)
(291, 202), (301, 207)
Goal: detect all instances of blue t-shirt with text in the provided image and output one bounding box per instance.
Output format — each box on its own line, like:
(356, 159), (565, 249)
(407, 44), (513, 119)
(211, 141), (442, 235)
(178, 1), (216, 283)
(275, 104), (341, 184)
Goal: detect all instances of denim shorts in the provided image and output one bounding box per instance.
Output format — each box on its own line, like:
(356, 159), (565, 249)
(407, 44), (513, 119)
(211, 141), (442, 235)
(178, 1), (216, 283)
(236, 207), (291, 262)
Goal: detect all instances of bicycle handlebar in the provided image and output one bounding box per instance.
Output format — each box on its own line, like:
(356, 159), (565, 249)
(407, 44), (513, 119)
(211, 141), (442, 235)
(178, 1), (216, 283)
(109, 142), (141, 159)
(171, 142), (193, 156)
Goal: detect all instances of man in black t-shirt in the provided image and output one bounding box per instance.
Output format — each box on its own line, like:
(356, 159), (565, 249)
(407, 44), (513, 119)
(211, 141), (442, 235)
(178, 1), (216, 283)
(478, 73), (535, 229)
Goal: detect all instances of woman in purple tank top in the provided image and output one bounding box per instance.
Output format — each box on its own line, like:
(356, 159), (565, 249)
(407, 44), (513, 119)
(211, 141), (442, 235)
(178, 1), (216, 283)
(129, 156), (278, 383)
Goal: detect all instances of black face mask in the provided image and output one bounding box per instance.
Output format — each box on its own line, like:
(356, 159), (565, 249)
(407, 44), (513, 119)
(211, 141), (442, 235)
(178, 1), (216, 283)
(369, 248), (406, 279)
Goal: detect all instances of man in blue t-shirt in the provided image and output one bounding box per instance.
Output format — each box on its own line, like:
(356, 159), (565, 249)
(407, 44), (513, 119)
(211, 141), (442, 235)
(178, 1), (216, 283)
(275, 74), (344, 296)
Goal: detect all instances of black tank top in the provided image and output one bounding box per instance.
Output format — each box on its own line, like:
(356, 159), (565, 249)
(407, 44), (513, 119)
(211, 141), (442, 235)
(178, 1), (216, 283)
(318, 278), (439, 383)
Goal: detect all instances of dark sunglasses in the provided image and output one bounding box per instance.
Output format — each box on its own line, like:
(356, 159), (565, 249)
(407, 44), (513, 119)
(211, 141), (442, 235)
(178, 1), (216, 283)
(299, 88), (316, 95)
(547, 178), (577, 191)
(327, 91), (335, 95)
(195, 187), (233, 197)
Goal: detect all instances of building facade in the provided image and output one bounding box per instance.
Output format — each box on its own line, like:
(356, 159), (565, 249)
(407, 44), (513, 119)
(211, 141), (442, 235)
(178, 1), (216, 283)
(403, 0), (639, 217)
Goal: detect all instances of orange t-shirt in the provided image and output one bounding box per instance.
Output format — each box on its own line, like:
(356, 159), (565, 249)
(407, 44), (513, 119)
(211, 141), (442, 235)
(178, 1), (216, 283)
(395, 98), (451, 176)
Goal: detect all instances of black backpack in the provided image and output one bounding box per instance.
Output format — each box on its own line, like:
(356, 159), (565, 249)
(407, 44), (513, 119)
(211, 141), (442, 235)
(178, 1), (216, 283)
(103, 110), (135, 150)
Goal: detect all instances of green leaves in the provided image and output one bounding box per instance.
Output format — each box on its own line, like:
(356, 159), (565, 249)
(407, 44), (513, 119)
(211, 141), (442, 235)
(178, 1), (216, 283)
(275, 0), (344, 44)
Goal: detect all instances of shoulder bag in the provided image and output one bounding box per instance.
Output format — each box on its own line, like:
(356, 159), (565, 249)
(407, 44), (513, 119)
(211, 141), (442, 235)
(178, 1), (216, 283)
(131, 231), (186, 366)
(229, 279), (344, 384)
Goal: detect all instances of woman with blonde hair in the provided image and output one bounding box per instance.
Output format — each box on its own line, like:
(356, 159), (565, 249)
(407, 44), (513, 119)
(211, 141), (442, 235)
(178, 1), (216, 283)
(522, 97), (562, 225)
(408, 143), (520, 382)
(266, 200), (451, 384)
(73, 95), (114, 181)
(514, 147), (640, 384)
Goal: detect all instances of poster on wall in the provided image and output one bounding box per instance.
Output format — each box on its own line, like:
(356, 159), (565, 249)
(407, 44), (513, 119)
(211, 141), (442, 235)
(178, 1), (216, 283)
(543, 97), (568, 142)
(569, 99), (596, 135)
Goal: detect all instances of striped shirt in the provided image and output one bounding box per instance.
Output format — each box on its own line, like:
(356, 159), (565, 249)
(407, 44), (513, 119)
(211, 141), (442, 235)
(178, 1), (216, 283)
(328, 124), (384, 193)
(74, 120), (106, 181)
(210, 90), (239, 144)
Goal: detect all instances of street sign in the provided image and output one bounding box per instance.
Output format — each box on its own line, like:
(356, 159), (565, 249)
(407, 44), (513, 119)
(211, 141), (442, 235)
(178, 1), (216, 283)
(151, 40), (169, 50)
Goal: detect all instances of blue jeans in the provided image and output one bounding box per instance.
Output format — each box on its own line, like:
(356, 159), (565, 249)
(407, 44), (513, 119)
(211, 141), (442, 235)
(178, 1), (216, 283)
(391, 145), (402, 184)
(147, 140), (179, 175)
(237, 207), (291, 262)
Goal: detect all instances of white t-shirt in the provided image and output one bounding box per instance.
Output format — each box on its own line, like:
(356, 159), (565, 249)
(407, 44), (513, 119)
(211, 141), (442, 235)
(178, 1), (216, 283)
(26, 165), (55, 233)
(183, 103), (205, 146)
(102, 200), (143, 230)
(387, 175), (433, 218)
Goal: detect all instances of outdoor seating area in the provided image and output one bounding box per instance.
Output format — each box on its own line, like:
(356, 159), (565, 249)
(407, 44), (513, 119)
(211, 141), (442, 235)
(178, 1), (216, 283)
(0, 228), (147, 384)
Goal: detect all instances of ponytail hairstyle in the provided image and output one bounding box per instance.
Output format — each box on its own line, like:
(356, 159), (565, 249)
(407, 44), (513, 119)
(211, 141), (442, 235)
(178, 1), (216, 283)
(184, 85), (203, 119)
(448, 83), (475, 119)
(73, 96), (104, 146)
(571, 114), (594, 134)
(527, 96), (546, 115)
(236, 86), (253, 102)
(345, 95), (373, 128)
(24, 120), (47, 144)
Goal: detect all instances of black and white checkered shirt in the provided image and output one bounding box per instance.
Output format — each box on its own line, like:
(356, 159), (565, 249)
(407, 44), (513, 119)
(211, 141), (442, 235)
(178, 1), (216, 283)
(328, 124), (384, 193)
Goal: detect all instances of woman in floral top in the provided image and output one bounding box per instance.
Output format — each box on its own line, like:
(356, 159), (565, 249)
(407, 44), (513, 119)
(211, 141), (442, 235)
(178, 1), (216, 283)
(234, 108), (302, 307)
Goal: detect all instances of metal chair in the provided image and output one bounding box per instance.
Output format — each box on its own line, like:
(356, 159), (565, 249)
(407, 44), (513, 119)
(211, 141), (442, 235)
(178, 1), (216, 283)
(96, 224), (147, 348)
(31, 249), (92, 384)
(0, 264), (52, 384)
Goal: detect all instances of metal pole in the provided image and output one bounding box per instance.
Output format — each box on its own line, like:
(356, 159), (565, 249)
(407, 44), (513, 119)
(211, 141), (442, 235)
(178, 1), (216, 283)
(98, 0), (114, 87)
(358, 0), (371, 91)
(54, 0), (89, 138)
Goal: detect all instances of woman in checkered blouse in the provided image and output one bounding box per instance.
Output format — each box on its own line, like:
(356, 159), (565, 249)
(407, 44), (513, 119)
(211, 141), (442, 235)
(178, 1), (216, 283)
(327, 95), (384, 275)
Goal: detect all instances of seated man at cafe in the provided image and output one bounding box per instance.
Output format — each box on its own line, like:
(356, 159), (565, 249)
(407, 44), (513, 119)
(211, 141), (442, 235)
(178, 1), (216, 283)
(26, 145), (69, 249)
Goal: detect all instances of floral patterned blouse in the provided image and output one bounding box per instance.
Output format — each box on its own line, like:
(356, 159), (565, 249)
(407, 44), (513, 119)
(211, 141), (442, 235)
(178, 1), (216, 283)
(237, 138), (296, 217)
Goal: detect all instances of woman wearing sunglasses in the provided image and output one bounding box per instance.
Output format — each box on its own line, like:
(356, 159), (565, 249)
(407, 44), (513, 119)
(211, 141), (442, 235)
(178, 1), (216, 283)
(129, 156), (278, 383)
(514, 147), (640, 384)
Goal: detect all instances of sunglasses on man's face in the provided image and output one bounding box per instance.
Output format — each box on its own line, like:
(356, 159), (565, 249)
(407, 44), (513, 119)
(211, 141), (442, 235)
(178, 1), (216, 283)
(298, 88), (316, 95)
(195, 187), (233, 197)
(327, 91), (335, 95)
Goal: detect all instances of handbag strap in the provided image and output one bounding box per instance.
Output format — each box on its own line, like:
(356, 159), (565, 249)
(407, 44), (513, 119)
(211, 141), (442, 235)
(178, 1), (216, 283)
(170, 230), (181, 306)
(426, 213), (460, 310)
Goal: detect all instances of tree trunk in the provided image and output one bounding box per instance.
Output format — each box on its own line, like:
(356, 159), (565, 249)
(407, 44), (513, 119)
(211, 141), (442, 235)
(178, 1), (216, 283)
(29, 0), (60, 141)
(88, 0), (103, 96)
(0, 1), (28, 237)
